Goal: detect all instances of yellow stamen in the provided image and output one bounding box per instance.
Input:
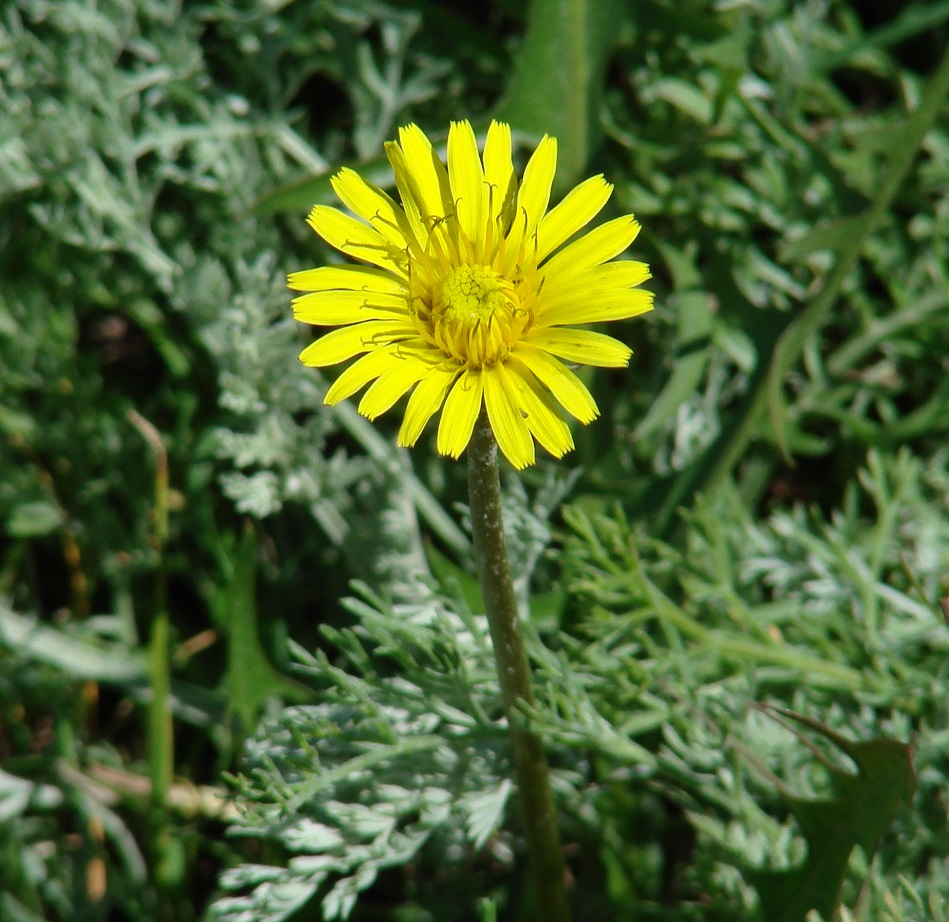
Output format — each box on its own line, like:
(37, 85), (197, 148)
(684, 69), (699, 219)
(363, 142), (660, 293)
(430, 265), (526, 367)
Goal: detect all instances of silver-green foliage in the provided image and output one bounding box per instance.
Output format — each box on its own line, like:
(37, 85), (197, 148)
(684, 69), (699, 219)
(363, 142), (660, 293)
(214, 587), (513, 922)
(560, 448), (949, 916)
(0, 0), (464, 916)
(216, 449), (948, 920)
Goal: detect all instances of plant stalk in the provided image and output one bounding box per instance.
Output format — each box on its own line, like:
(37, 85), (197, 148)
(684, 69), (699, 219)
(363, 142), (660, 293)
(129, 410), (176, 907)
(466, 411), (571, 922)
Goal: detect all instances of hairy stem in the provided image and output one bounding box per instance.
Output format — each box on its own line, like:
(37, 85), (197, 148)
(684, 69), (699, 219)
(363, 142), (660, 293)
(467, 412), (571, 922)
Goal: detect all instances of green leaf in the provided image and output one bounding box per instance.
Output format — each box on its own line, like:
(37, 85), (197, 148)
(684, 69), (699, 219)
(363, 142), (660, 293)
(0, 606), (145, 682)
(0, 893), (51, 922)
(813, 1), (949, 73)
(778, 214), (868, 263)
(223, 525), (313, 734)
(495, 0), (628, 191)
(426, 542), (483, 615)
(748, 706), (917, 922)
(6, 501), (63, 538)
(766, 43), (949, 461)
(634, 290), (714, 441)
(254, 0), (628, 214)
(635, 0), (728, 42)
(248, 155), (395, 218)
(649, 77), (713, 125)
(461, 778), (512, 849)
(652, 238), (702, 291)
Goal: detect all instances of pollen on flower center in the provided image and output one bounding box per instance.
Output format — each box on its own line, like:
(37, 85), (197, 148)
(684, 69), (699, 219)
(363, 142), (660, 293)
(430, 265), (525, 367)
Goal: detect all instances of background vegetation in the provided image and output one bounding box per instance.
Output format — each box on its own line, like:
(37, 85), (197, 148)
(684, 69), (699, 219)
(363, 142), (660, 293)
(1, 0), (948, 920)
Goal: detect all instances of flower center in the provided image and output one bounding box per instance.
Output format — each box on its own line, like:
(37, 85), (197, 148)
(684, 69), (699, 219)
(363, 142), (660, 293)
(430, 265), (524, 367)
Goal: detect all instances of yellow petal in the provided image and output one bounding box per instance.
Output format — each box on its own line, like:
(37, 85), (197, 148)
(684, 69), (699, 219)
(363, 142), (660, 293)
(537, 288), (655, 329)
(501, 134), (557, 274)
(539, 215), (641, 285)
(447, 120), (484, 254)
(484, 365), (535, 470)
(384, 141), (428, 248)
(482, 120), (516, 236)
(357, 356), (432, 420)
(398, 123), (453, 222)
(398, 364), (460, 447)
(330, 168), (417, 251)
(509, 346), (599, 423)
(292, 289), (409, 326)
(287, 265), (406, 295)
(535, 175), (612, 264)
(505, 362), (574, 459)
(324, 347), (404, 405)
(518, 135), (558, 229)
(526, 327), (632, 367)
(436, 369), (484, 459)
(307, 205), (407, 276)
(299, 321), (418, 368)
(536, 261), (652, 313)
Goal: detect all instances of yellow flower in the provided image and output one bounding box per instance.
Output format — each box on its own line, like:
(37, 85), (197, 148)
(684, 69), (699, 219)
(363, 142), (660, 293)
(289, 120), (653, 470)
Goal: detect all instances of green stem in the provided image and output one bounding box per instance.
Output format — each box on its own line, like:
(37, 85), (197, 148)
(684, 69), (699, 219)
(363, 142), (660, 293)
(466, 412), (571, 922)
(129, 411), (175, 902)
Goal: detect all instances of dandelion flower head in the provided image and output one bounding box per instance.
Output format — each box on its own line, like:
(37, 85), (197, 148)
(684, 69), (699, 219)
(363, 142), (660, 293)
(289, 120), (653, 469)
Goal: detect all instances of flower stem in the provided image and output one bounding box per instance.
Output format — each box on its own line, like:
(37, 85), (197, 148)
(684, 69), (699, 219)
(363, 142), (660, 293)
(466, 411), (571, 922)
